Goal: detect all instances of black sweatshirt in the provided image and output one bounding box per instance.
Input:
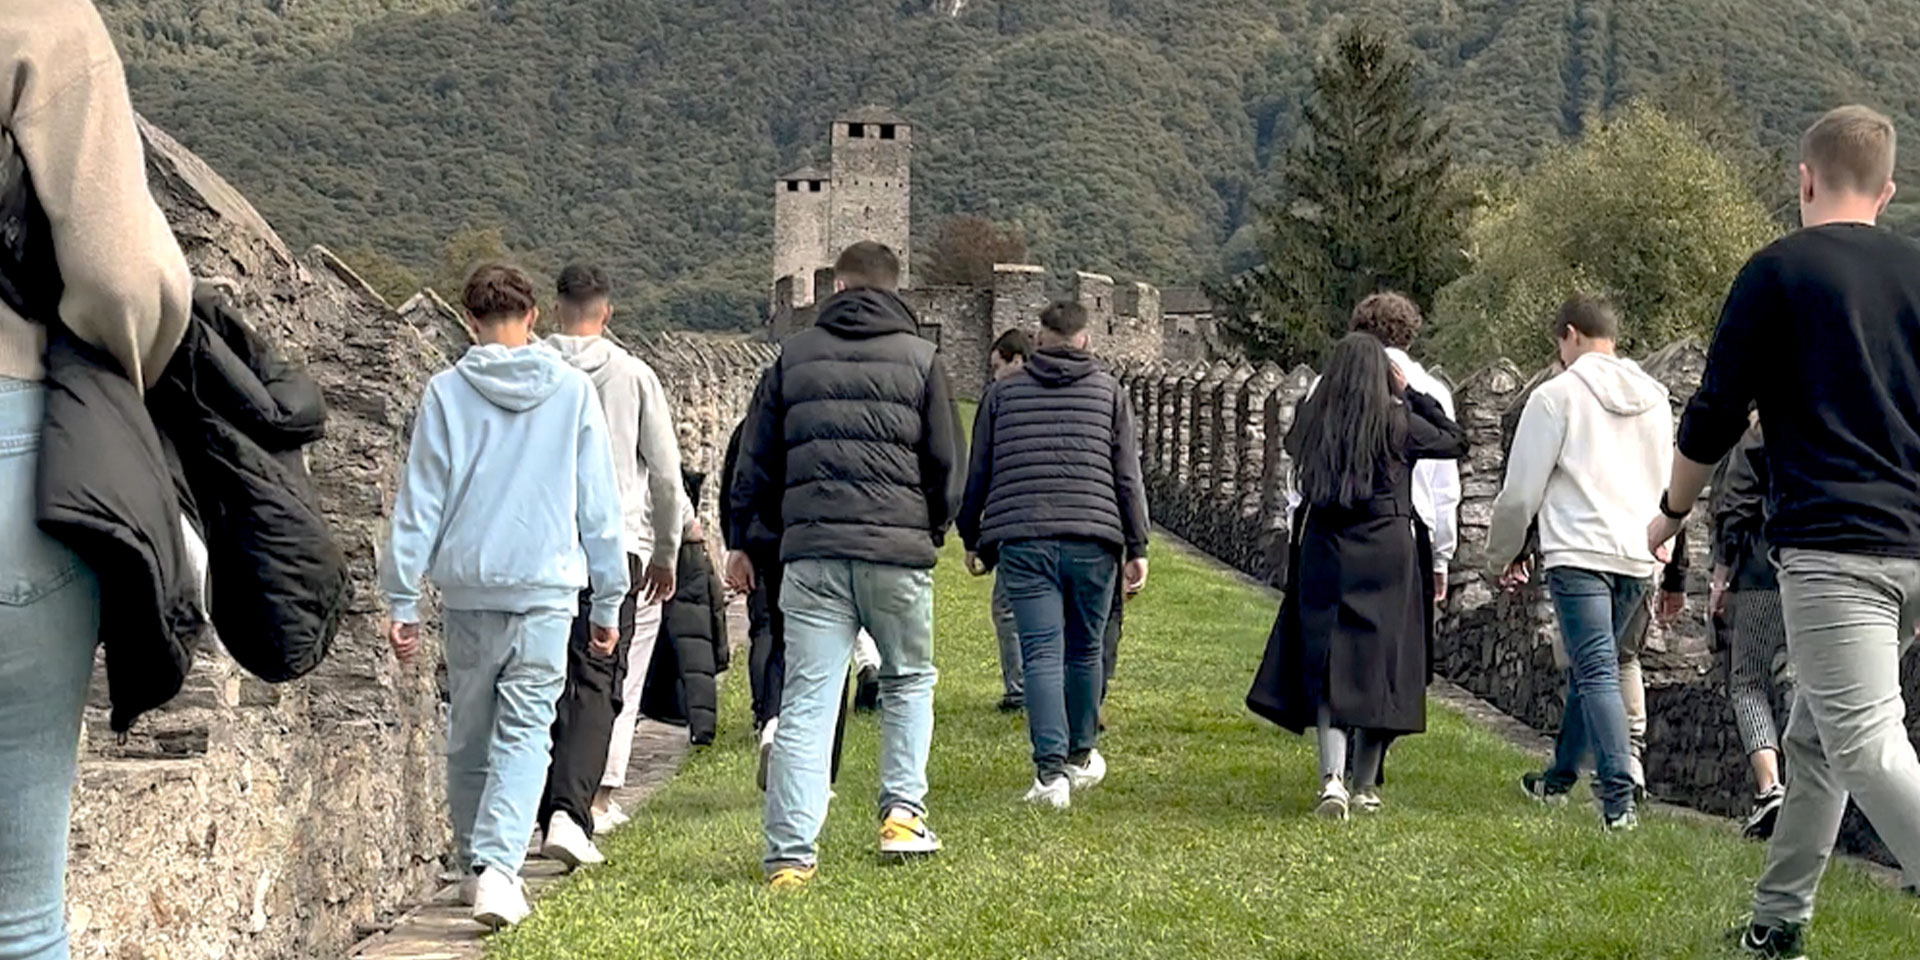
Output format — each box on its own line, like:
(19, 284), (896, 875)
(1677, 224), (1920, 559)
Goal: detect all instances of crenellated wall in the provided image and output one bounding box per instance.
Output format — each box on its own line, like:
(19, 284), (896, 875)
(1116, 348), (1919, 867)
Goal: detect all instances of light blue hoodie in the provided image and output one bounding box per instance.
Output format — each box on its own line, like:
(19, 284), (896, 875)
(380, 342), (630, 627)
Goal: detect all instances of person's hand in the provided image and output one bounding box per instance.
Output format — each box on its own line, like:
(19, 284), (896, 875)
(590, 625), (620, 658)
(1657, 589), (1687, 625)
(1389, 362), (1408, 398)
(641, 562), (677, 606)
(684, 518), (707, 544)
(725, 550), (755, 593)
(1710, 563), (1731, 619)
(388, 620), (421, 665)
(1434, 571), (1449, 605)
(1499, 559), (1531, 591)
(1124, 557), (1150, 595)
(965, 552), (988, 577)
(1647, 512), (1684, 562)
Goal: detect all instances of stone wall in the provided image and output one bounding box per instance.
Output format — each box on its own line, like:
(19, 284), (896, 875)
(1116, 346), (1920, 866)
(66, 123), (774, 958)
(904, 285), (993, 394)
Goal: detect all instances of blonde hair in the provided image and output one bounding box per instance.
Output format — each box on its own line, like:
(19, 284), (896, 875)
(1800, 105), (1897, 197)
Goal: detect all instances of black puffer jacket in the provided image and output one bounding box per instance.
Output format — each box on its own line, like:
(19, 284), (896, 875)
(40, 286), (350, 730)
(729, 288), (965, 568)
(958, 346), (1150, 565)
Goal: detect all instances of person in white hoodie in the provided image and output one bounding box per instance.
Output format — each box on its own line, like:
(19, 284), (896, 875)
(1486, 294), (1670, 832)
(537, 264), (683, 866)
(381, 264), (629, 929)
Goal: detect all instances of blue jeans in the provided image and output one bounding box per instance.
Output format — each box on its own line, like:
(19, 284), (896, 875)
(991, 574), (1022, 701)
(0, 379), (101, 960)
(765, 560), (936, 869)
(444, 607), (570, 877)
(1544, 567), (1647, 818)
(999, 540), (1118, 783)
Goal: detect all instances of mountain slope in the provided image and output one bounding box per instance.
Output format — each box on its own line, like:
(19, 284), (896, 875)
(108, 0), (1920, 330)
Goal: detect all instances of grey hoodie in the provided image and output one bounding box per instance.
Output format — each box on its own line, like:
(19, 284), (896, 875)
(1487, 351), (1673, 578)
(545, 333), (682, 568)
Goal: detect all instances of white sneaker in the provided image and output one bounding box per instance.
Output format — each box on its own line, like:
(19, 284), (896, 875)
(541, 812), (606, 869)
(757, 718), (778, 792)
(1316, 777), (1350, 821)
(455, 873), (478, 906)
(1065, 750), (1107, 791)
(1024, 776), (1071, 809)
(592, 802), (629, 837)
(471, 869), (530, 929)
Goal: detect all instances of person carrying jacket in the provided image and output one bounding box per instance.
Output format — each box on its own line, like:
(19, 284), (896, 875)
(641, 471), (731, 744)
(960, 301), (1150, 810)
(534, 264), (682, 868)
(0, 3), (193, 955)
(1488, 295), (1672, 833)
(380, 264), (628, 930)
(726, 241), (964, 890)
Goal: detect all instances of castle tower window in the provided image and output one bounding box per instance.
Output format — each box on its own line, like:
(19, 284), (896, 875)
(849, 123), (866, 138)
(809, 180), (823, 192)
(786, 181), (799, 192)
(879, 124), (897, 140)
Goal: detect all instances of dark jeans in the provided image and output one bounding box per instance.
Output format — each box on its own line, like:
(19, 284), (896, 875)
(1543, 567), (1648, 819)
(1101, 584), (1124, 703)
(540, 553), (644, 835)
(1000, 539), (1119, 782)
(746, 546), (850, 783)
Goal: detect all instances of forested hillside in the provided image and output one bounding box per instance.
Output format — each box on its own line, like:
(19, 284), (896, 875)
(104, 0), (1920, 330)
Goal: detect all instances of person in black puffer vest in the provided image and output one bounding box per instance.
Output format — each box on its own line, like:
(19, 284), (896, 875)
(959, 301), (1151, 810)
(726, 241), (963, 886)
(641, 470), (730, 745)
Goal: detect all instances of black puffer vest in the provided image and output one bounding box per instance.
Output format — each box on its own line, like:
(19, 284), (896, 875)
(976, 348), (1127, 553)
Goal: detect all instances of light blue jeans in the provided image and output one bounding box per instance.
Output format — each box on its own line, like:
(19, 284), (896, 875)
(1543, 567), (1647, 819)
(0, 378), (101, 960)
(444, 607), (570, 878)
(764, 559), (936, 869)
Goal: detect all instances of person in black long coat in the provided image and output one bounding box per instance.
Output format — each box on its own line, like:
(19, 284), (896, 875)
(1247, 331), (1468, 819)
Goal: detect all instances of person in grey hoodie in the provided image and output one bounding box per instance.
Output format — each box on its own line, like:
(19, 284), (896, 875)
(381, 264), (629, 930)
(535, 264), (683, 866)
(1486, 295), (1672, 832)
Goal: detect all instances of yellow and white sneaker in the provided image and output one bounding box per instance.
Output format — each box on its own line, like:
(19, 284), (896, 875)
(879, 806), (942, 857)
(766, 863), (817, 891)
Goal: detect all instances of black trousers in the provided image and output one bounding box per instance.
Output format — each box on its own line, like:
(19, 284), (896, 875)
(1101, 584), (1124, 703)
(745, 546), (852, 783)
(539, 553), (644, 835)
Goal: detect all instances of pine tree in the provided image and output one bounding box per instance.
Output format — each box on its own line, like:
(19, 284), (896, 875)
(1222, 25), (1469, 367)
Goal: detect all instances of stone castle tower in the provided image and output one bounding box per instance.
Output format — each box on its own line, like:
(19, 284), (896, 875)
(772, 105), (911, 306)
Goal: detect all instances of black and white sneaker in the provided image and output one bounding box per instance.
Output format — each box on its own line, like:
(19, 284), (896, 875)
(1520, 772), (1570, 806)
(854, 666), (880, 713)
(1743, 784), (1787, 841)
(1733, 920), (1808, 960)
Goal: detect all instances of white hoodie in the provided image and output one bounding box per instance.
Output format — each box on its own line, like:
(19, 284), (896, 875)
(545, 334), (683, 568)
(1486, 351), (1672, 579)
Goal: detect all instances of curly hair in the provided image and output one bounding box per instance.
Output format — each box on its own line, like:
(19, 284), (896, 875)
(1349, 292), (1423, 349)
(462, 263), (536, 323)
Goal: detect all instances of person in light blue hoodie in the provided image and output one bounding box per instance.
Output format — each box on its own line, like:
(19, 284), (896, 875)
(379, 263), (629, 930)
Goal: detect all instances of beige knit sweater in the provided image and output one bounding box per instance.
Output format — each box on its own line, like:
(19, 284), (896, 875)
(0, 0), (191, 388)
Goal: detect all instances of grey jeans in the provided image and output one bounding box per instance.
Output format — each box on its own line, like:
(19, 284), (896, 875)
(991, 573), (1022, 701)
(1753, 549), (1920, 925)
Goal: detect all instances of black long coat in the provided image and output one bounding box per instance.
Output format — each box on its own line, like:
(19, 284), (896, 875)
(1247, 390), (1467, 738)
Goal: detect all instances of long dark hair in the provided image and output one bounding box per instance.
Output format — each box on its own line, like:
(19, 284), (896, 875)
(1286, 332), (1402, 508)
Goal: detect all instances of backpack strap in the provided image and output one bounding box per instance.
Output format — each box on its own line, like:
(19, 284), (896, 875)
(0, 127), (60, 322)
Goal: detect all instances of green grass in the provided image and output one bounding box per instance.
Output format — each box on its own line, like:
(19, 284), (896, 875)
(489, 540), (1919, 960)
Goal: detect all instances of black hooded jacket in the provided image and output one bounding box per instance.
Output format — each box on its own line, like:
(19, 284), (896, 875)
(728, 288), (965, 569)
(958, 345), (1149, 564)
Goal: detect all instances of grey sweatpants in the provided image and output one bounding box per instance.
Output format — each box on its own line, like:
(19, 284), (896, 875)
(1752, 549), (1920, 925)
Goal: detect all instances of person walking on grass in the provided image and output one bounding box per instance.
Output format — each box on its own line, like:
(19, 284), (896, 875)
(381, 264), (628, 929)
(1708, 415), (1793, 841)
(1488, 295), (1671, 833)
(985, 327), (1033, 713)
(727, 241), (965, 890)
(536, 263), (682, 865)
(1647, 105), (1920, 960)
(1248, 332), (1467, 820)
(959, 301), (1151, 810)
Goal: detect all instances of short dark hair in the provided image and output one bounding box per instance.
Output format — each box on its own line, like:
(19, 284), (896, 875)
(991, 327), (1032, 363)
(1039, 301), (1089, 337)
(681, 468), (705, 513)
(462, 263), (537, 323)
(1349, 292), (1423, 349)
(834, 241), (901, 291)
(1801, 105), (1896, 197)
(1553, 294), (1620, 341)
(556, 263), (611, 304)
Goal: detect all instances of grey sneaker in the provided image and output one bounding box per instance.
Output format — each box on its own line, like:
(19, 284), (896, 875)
(1521, 772), (1570, 806)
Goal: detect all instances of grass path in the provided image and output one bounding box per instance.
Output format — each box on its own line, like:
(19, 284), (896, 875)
(490, 540), (1918, 960)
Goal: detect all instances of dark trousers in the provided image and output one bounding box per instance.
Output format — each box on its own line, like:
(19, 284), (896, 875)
(746, 546), (851, 783)
(1101, 583), (1124, 703)
(1000, 539), (1120, 782)
(539, 553), (644, 835)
